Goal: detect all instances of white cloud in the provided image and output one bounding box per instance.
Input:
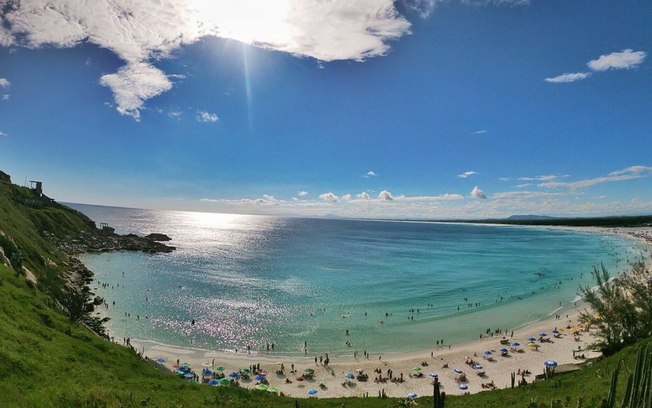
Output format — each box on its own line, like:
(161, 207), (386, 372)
(341, 193), (352, 201)
(319, 192), (339, 202)
(297, 191), (309, 197)
(0, 78), (10, 88)
(0, 130), (7, 137)
(470, 186), (487, 199)
(168, 110), (182, 118)
(378, 190), (394, 201)
(1, 94), (9, 100)
(458, 171), (477, 178)
(0, 0), (418, 118)
(356, 191), (371, 200)
(538, 166), (652, 190)
(544, 72), (590, 83)
(474, 129), (487, 135)
(587, 49), (647, 71)
(99, 62), (172, 120)
(365, 170), (377, 177)
(394, 193), (464, 202)
(517, 174), (568, 182)
(196, 111), (219, 122)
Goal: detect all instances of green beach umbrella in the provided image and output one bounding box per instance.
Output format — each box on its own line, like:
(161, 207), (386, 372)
(215, 366), (225, 372)
(254, 384), (269, 391)
(413, 366), (422, 372)
(219, 378), (231, 385)
(304, 368), (315, 374)
(267, 386), (279, 393)
(240, 368), (252, 374)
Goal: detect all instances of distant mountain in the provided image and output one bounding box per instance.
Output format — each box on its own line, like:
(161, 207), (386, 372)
(506, 214), (557, 221)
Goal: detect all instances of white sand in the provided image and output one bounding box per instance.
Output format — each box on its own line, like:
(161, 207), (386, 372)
(118, 227), (652, 399)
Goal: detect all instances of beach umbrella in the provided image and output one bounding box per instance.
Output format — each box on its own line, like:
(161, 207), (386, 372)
(175, 371), (185, 377)
(452, 368), (463, 374)
(267, 386), (279, 393)
(539, 332), (548, 337)
(527, 337), (536, 342)
(345, 373), (355, 379)
(254, 384), (269, 391)
(458, 384), (468, 390)
(208, 379), (220, 386)
(215, 366), (225, 372)
(472, 364), (483, 370)
(308, 389), (318, 395)
(219, 378), (232, 385)
(229, 372), (240, 379)
(255, 374), (267, 381)
(483, 351), (493, 356)
(183, 373), (194, 379)
(406, 393), (417, 399)
(413, 366), (422, 372)
(201, 368), (213, 376)
(499, 348), (509, 354)
(304, 368), (315, 374)
(429, 373), (438, 378)
(511, 342), (521, 347)
(552, 329), (560, 334)
(544, 360), (558, 368)
(296, 376), (304, 381)
(155, 357), (167, 364)
(240, 368), (252, 374)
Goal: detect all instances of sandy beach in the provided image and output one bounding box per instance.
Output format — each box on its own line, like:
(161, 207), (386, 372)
(113, 227), (652, 399)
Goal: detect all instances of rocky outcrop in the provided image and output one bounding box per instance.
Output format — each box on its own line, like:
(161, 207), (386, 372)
(44, 230), (176, 255)
(145, 233), (172, 242)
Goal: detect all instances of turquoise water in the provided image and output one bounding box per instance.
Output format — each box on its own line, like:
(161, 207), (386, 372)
(73, 204), (643, 356)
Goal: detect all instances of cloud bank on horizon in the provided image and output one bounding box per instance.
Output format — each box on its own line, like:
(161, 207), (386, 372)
(0, 0), (535, 120)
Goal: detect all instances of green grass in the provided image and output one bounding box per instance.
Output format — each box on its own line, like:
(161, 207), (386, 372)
(0, 174), (650, 407)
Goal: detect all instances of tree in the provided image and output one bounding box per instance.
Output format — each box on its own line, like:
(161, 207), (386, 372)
(579, 261), (652, 355)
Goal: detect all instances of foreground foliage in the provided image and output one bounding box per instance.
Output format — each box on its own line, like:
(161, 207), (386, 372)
(579, 262), (652, 355)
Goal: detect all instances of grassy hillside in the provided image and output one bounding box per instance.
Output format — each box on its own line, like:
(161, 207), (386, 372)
(0, 173), (649, 407)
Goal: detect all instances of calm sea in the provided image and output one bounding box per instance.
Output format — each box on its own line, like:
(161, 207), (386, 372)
(71, 204), (643, 356)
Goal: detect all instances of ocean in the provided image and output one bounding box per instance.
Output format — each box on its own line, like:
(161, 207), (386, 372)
(71, 204), (643, 356)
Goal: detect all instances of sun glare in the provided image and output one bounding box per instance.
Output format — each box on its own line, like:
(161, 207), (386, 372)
(191, 0), (292, 47)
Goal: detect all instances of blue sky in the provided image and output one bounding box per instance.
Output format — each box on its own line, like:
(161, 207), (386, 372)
(1, 0), (651, 218)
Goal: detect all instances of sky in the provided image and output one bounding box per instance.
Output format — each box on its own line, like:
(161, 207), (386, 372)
(0, 0), (651, 219)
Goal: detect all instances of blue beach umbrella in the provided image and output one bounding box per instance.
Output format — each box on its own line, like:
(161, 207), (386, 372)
(229, 372), (240, 379)
(308, 389), (318, 395)
(155, 357), (167, 364)
(208, 379), (220, 386)
(552, 329), (560, 334)
(511, 342), (521, 347)
(483, 351), (492, 356)
(500, 348), (509, 354)
(539, 332), (547, 337)
(345, 373), (355, 379)
(458, 384), (468, 390)
(472, 364), (483, 370)
(255, 374), (267, 381)
(527, 337), (536, 342)
(406, 393), (417, 399)
(452, 368), (463, 374)
(544, 360), (558, 368)
(201, 368), (213, 376)
(183, 373), (194, 379)
(429, 373), (438, 378)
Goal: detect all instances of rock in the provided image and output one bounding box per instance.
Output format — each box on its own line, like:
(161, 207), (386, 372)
(145, 233), (172, 242)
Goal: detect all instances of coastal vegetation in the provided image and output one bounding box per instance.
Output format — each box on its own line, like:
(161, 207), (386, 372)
(1, 171), (652, 407)
(578, 262), (652, 356)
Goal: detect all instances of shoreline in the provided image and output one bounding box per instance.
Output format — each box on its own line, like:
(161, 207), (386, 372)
(94, 226), (652, 399)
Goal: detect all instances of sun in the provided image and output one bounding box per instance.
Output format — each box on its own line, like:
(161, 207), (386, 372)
(190, 0), (292, 47)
